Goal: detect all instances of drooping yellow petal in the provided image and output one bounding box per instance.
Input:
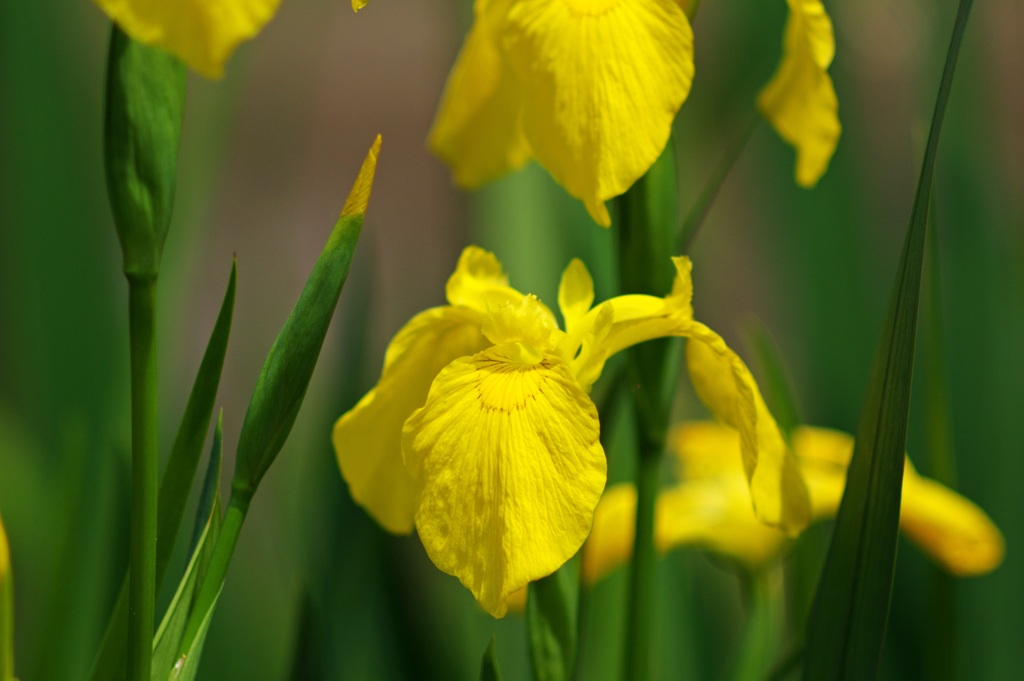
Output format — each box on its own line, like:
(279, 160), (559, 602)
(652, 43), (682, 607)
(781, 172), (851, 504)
(403, 347), (606, 617)
(685, 324), (811, 533)
(445, 246), (524, 313)
(505, 0), (695, 226)
(95, 0), (281, 79)
(428, 0), (533, 188)
(757, 0), (841, 187)
(334, 307), (490, 534)
(900, 475), (1005, 577)
(582, 480), (789, 584)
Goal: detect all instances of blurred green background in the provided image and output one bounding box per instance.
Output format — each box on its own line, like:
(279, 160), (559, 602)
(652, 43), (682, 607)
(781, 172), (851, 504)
(1, 0), (1021, 679)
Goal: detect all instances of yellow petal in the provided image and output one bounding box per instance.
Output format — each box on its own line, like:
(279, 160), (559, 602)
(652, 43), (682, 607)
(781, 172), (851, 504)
(351, 0), (368, 11)
(670, 421), (747, 480)
(582, 484), (637, 584)
(0, 514), (8, 580)
(558, 258), (595, 335)
(95, 0), (281, 79)
(505, 0), (695, 226)
(341, 135), (382, 217)
(333, 307), (489, 534)
(481, 294), (560, 352)
(403, 348), (606, 617)
(757, 0), (840, 187)
(428, 0), (533, 188)
(900, 476), (1005, 577)
(445, 246), (523, 313)
(685, 323), (811, 533)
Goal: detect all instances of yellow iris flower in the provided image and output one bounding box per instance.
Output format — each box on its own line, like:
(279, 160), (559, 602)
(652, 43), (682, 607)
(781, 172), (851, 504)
(333, 246), (809, 616)
(428, 0), (696, 227)
(583, 421), (1005, 584)
(758, 0), (841, 187)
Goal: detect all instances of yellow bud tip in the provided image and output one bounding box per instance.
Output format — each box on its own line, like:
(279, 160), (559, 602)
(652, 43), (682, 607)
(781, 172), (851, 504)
(0, 517), (8, 577)
(351, 0), (368, 12)
(342, 135), (382, 217)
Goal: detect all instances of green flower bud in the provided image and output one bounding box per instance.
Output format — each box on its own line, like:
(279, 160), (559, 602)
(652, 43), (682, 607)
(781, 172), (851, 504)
(104, 25), (186, 280)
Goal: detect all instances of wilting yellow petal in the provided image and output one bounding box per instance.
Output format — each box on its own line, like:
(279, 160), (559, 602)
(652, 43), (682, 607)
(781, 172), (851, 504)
(685, 324), (811, 533)
(95, 0), (281, 79)
(428, 0), (533, 188)
(757, 0), (840, 186)
(900, 475), (1005, 577)
(505, 0), (694, 226)
(341, 135), (382, 217)
(404, 347), (606, 617)
(334, 307), (490, 534)
(445, 246), (524, 313)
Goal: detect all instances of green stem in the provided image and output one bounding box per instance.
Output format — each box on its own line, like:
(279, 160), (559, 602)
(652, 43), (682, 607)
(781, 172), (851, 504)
(617, 142), (678, 681)
(177, 490), (250, 658)
(127, 276), (158, 681)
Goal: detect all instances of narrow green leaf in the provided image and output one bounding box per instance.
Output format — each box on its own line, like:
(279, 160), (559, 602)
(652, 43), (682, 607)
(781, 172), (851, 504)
(802, 1), (974, 678)
(150, 419), (223, 681)
(165, 597), (218, 681)
(88, 262), (235, 681)
(527, 558), (579, 681)
(479, 636), (504, 681)
(0, 515), (12, 681)
(232, 137), (379, 499)
(743, 318), (801, 439)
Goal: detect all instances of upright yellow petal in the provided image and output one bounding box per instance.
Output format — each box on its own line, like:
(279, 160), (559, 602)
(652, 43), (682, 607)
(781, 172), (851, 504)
(900, 475), (1005, 577)
(334, 307), (489, 534)
(558, 259), (595, 336)
(95, 0), (281, 79)
(757, 0), (840, 187)
(428, 0), (533, 187)
(685, 324), (811, 533)
(505, 0), (695, 226)
(445, 246), (524, 313)
(403, 347), (606, 617)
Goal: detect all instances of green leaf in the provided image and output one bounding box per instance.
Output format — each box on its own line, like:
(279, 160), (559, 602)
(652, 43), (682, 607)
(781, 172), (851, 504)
(151, 417), (222, 681)
(88, 262), (235, 681)
(103, 24), (186, 279)
(232, 138), (379, 499)
(802, 1), (974, 678)
(527, 559), (579, 681)
(479, 636), (504, 681)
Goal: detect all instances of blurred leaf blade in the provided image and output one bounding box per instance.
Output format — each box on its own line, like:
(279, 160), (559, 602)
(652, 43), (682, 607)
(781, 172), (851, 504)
(1, 515), (12, 681)
(802, 0), (974, 678)
(479, 636), (504, 681)
(527, 559), (579, 681)
(743, 317), (802, 439)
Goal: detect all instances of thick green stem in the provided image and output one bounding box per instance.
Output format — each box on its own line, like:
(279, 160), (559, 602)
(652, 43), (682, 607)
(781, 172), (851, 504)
(617, 143), (678, 681)
(127, 276), (158, 681)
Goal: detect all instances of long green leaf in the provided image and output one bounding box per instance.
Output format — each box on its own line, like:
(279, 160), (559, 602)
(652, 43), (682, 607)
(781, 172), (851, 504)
(479, 636), (504, 681)
(151, 416), (223, 681)
(88, 262), (235, 681)
(802, 1), (974, 677)
(527, 558), (579, 681)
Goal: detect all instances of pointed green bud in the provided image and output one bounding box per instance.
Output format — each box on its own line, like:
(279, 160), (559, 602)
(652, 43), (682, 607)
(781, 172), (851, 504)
(232, 136), (381, 499)
(104, 24), (186, 280)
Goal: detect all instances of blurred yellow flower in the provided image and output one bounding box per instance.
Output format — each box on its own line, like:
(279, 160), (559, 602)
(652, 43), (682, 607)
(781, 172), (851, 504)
(333, 247), (806, 616)
(428, 0), (695, 227)
(583, 422), (1005, 584)
(758, 0), (841, 186)
(95, 0), (282, 78)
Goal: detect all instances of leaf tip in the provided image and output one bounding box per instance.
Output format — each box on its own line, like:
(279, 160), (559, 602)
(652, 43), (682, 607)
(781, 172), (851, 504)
(341, 135), (382, 217)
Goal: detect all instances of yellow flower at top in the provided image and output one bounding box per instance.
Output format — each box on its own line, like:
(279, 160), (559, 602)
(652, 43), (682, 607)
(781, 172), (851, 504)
(95, 0), (283, 78)
(583, 421), (1005, 584)
(428, 0), (696, 227)
(333, 247), (809, 617)
(758, 0), (841, 187)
